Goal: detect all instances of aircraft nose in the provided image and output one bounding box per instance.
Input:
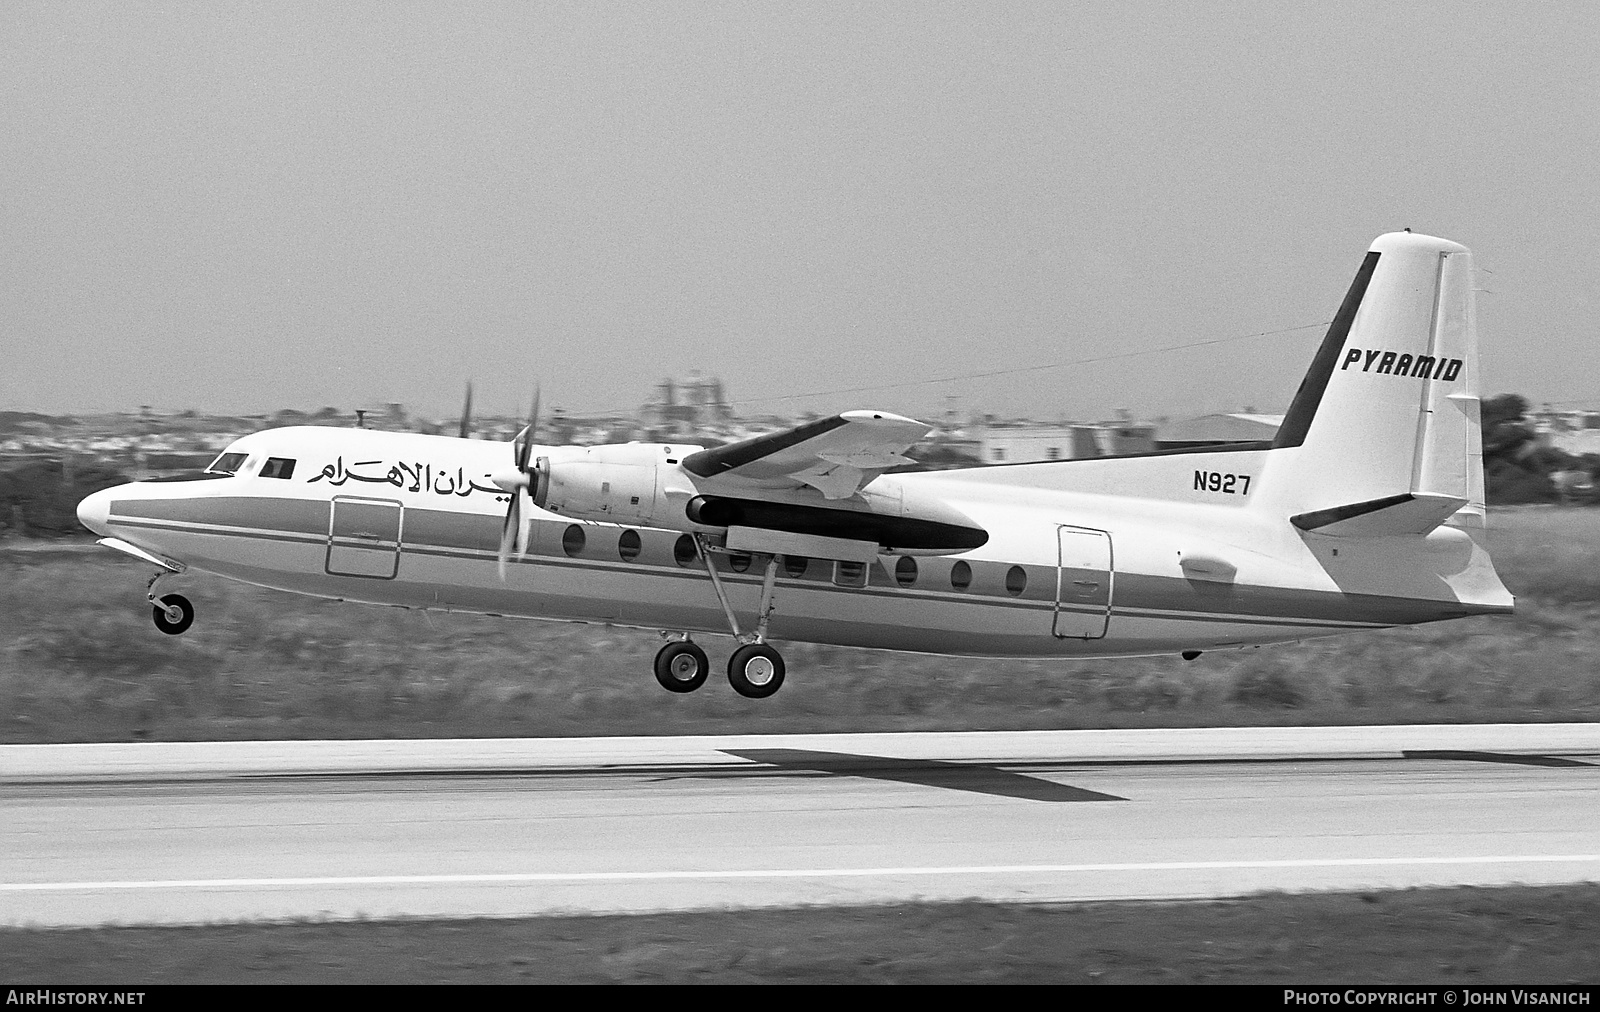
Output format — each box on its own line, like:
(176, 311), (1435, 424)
(76, 487), (113, 536)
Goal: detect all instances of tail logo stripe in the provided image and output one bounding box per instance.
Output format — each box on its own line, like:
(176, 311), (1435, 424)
(1272, 250), (1382, 449)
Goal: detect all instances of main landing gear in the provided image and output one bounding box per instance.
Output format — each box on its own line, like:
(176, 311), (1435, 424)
(651, 534), (789, 699)
(651, 637), (787, 699)
(146, 570), (194, 636)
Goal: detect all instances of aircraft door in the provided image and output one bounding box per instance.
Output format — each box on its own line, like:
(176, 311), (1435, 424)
(1054, 525), (1112, 639)
(326, 496), (404, 579)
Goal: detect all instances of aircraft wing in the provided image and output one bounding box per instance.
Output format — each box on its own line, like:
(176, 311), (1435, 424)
(680, 410), (931, 500)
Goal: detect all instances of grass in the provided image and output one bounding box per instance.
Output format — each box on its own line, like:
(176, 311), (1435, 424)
(4, 885), (1598, 983)
(3, 506), (1599, 743)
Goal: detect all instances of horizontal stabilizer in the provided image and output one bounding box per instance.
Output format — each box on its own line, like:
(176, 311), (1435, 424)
(1290, 493), (1466, 538)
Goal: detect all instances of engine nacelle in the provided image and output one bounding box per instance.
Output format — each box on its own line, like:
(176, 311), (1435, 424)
(684, 486), (987, 553)
(534, 443), (665, 524)
(527, 441), (988, 557)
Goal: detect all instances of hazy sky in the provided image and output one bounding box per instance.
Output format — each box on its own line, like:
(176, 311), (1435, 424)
(3, 2), (1597, 423)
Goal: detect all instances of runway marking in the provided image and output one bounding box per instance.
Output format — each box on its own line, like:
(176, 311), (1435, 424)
(6, 855), (1600, 892)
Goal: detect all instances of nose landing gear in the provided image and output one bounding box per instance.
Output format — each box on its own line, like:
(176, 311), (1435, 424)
(146, 570), (194, 635)
(152, 594), (194, 635)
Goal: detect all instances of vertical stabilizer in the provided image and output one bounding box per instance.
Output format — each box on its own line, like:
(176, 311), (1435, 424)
(1269, 232), (1482, 536)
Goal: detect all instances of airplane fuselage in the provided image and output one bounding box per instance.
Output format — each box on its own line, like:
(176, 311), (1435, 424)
(79, 424), (1507, 661)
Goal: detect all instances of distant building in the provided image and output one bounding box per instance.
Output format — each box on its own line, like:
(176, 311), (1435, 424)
(1156, 413), (1282, 450)
(1531, 406), (1600, 458)
(976, 421), (1156, 464)
(640, 374), (733, 438)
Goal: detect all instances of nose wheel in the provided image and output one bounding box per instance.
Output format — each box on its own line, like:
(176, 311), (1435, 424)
(144, 569), (195, 635)
(653, 641), (710, 693)
(151, 593), (194, 635)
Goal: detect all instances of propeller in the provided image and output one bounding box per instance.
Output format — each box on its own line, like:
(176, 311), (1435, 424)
(457, 381), (474, 439)
(491, 388), (547, 579)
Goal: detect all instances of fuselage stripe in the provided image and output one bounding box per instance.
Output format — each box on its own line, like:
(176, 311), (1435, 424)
(106, 514), (1390, 632)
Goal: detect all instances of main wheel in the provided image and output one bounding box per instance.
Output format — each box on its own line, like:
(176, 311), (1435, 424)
(727, 643), (785, 698)
(152, 593), (194, 635)
(653, 640), (710, 693)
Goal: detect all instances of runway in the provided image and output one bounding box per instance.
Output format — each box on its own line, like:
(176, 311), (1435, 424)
(3, 725), (1598, 927)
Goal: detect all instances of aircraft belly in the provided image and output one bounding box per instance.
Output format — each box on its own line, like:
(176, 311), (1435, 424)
(111, 520), (1421, 659)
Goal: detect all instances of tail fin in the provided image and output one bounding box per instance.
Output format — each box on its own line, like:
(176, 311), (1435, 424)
(1264, 231), (1484, 536)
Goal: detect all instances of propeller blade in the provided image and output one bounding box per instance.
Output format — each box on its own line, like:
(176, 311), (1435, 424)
(514, 491), (530, 558)
(499, 386), (541, 580)
(516, 386), (540, 472)
(458, 381), (474, 440)
(497, 493), (520, 581)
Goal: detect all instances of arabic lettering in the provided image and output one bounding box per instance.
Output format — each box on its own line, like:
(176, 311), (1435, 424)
(309, 456), (504, 498)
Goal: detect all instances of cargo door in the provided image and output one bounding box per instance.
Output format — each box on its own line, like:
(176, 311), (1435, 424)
(1054, 525), (1112, 639)
(326, 496), (403, 579)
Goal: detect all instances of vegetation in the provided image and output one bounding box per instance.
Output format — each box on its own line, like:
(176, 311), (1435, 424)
(1482, 394), (1600, 504)
(2, 507), (1597, 744)
(0, 459), (129, 539)
(6, 885), (1598, 983)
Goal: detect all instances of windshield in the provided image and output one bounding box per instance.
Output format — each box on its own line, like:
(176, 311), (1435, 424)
(205, 451), (248, 476)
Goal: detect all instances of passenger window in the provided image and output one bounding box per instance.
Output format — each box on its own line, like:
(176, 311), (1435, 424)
(895, 556), (918, 587)
(562, 524), (586, 557)
(618, 529), (642, 562)
(260, 457), (297, 480)
(1006, 565), (1028, 596)
(728, 552), (752, 573)
(950, 561), (972, 590)
(783, 555), (808, 578)
(674, 534), (698, 567)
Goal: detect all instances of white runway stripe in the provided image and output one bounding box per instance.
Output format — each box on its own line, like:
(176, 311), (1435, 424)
(8, 854), (1600, 892)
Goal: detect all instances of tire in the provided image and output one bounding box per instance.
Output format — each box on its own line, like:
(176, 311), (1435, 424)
(727, 643), (785, 699)
(653, 641), (710, 693)
(152, 593), (194, 635)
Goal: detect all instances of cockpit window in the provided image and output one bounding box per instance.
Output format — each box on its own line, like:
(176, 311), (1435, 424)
(205, 452), (248, 476)
(260, 457), (297, 480)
